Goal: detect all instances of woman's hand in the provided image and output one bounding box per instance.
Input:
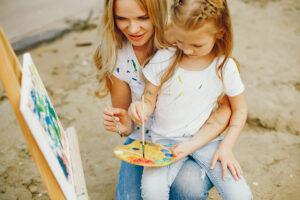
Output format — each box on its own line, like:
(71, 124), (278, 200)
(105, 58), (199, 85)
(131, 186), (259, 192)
(103, 107), (133, 136)
(210, 144), (243, 181)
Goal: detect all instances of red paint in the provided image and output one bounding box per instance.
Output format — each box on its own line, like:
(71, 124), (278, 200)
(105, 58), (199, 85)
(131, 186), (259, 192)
(133, 158), (155, 165)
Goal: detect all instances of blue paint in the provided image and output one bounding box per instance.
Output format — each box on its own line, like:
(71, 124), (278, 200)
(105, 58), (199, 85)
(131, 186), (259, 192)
(126, 70), (130, 73)
(132, 78), (137, 81)
(116, 67), (120, 73)
(198, 83), (203, 90)
(161, 149), (169, 153)
(165, 153), (172, 157)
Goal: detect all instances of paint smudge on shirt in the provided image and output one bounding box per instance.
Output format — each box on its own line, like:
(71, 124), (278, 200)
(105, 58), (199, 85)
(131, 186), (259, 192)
(126, 70), (130, 73)
(174, 91), (184, 101)
(178, 76), (183, 84)
(198, 83), (203, 90)
(116, 67), (120, 73)
(131, 59), (137, 72)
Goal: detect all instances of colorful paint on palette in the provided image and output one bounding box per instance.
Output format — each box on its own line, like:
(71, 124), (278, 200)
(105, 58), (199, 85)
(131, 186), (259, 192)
(113, 140), (174, 167)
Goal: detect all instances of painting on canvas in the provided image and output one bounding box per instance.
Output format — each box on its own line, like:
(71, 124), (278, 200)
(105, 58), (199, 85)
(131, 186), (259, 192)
(20, 53), (76, 199)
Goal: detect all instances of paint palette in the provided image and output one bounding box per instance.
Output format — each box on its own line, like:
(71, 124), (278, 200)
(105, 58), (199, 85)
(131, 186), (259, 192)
(113, 140), (174, 167)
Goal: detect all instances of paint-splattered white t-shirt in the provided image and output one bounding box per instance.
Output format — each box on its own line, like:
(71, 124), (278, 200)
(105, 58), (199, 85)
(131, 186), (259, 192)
(143, 48), (245, 142)
(112, 41), (153, 140)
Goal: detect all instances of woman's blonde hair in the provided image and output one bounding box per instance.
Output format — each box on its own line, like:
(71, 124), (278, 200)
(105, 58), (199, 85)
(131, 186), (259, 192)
(94, 0), (168, 98)
(160, 0), (236, 89)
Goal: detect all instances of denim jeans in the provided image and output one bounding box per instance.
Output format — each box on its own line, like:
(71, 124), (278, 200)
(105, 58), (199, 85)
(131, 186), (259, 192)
(116, 137), (212, 200)
(141, 139), (252, 200)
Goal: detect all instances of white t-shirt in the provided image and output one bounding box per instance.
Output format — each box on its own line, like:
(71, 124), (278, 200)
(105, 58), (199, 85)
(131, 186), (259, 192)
(111, 41), (153, 140)
(143, 48), (245, 142)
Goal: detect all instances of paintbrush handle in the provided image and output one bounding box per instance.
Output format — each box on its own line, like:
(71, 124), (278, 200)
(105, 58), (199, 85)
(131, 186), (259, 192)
(142, 96), (145, 158)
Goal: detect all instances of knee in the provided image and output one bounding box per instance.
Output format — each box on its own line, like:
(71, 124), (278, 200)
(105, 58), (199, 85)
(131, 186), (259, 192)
(141, 176), (169, 200)
(221, 183), (253, 200)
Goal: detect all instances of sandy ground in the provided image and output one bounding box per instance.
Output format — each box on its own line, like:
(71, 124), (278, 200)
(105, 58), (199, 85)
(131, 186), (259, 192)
(0, 0), (300, 199)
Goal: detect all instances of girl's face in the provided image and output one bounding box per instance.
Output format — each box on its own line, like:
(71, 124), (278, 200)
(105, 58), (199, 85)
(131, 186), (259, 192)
(173, 21), (218, 58)
(114, 0), (154, 49)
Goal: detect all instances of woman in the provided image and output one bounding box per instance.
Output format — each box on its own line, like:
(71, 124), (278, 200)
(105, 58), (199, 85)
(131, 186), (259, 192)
(94, 0), (238, 199)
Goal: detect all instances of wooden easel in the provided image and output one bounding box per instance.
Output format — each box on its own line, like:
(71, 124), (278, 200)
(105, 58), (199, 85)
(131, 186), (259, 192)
(0, 27), (88, 199)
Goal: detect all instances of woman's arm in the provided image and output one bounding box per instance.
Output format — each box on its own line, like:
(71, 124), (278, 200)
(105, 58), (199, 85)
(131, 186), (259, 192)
(102, 75), (133, 135)
(109, 75), (132, 109)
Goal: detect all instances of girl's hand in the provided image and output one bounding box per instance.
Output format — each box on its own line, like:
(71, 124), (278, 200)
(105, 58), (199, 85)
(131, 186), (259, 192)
(210, 144), (243, 181)
(170, 140), (195, 162)
(103, 107), (133, 136)
(128, 101), (151, 126)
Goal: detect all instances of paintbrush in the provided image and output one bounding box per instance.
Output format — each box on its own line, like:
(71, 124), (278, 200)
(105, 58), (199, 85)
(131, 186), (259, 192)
(112, 113), (122, 137)
(142, 95), (145, 158)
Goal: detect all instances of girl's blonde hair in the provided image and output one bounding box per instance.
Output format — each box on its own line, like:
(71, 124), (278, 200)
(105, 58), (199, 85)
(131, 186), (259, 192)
(94, 0), (168, 98)
(161, 0), (236, 89)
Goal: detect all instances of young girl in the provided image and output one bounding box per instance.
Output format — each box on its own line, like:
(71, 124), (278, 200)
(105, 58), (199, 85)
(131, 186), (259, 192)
(129, 0), (253, 199)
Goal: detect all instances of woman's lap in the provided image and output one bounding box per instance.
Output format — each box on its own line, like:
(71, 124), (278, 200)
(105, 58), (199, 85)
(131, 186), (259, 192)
(116, 137), (213, 200)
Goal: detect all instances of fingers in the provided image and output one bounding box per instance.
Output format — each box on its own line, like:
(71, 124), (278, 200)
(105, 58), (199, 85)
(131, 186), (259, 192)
(222, 162), (228, 181)
(128, 102), (146, 125)
(210, 154), (218, 170)
(235, 162), (243, 179)
(103, 107), (127, 117)
(128, 103), (140, 125)
(228, 163), (238, 181)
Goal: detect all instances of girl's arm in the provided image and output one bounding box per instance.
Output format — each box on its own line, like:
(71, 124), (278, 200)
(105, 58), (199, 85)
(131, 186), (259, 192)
(217, 93), (247, 150)
(128, 81), (159, 125)
(102, 75), (133, 135)
(210, 93), (247, 180)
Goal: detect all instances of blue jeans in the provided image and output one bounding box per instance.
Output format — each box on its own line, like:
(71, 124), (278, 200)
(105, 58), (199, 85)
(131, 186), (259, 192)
(116, 137), (212, 200)
(141, 139), (252, 200)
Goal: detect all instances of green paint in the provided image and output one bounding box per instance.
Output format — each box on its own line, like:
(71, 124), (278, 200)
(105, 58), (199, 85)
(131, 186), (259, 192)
(137, 126), (140, 130)
(163, 158), (171, 162)
(131, 59), (137, 72)
(146, 90), (153, 96)
(155, 160), (164, 165)
(145, 130), (149, 134)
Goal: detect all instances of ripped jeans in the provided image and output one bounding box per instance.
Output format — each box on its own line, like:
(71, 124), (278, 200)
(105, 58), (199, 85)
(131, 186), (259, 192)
(141, 139), (253, 200)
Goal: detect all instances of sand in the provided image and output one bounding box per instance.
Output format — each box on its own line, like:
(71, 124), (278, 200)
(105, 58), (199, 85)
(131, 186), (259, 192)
(0, 0), (299, 199)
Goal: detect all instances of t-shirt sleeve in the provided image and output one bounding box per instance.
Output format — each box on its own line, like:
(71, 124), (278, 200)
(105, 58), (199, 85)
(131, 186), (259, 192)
(143, 48), (175, 86)
(223, 58), (245, 96)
